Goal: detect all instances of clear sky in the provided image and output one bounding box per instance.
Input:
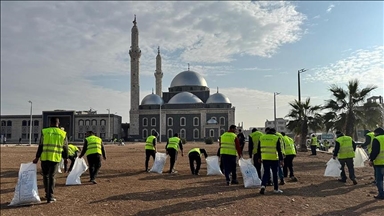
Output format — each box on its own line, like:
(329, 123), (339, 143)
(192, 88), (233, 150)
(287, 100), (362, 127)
(1, 1), (383, 128)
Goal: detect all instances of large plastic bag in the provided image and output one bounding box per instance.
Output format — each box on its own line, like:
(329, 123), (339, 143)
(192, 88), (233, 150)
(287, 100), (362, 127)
(9, 162), (41, 206)
(354, 148), (368, 168)
(149, 152), (167, 174)
(239, 158), (261, 188)
(324, 158), (341, 177)
(206, 156), (223, 175)
(57, 159), (64, 173)
(66, 158), (88, 185)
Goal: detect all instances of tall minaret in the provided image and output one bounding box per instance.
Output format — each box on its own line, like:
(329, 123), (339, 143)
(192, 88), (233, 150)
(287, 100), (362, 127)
(129, 15), (141, 137)
(154, 46), (163, 97)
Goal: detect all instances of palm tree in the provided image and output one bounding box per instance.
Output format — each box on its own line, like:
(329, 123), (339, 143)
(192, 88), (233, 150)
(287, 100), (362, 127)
(323, 79), (378, 138)
(286, 98), (322, 152)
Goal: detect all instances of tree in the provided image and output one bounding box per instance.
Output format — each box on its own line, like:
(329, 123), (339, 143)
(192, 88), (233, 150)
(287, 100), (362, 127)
(286, 98), (322, 152)
(323, 79), (378, 138)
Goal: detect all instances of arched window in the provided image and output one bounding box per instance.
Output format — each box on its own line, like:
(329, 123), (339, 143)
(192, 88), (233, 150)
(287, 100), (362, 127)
(151, 117), (156, 126)
(91, 119), (97, 126)
(193, 117), (199, 126)
(220, 117), (225, 125)
(193, 129), (199, 139)
(100, 119), (106, 126)
(180, 128), (186, 139)
(167, 117), (173, 126)
(143, 118), (148, 126)
(85, 120), (90, 126)
(7, 120), (12, 126)
(142, 129), (148, 138)
(28, 120), (31, 126)
(22, 120), (27, 126)
(79, 119), (84, 126)
(220, 129), (225, 135)
(34, 120), (39, 126)
(1, 121), (6, 126)
(209, 129), (214, 137)
(168, 129), (173, 138)
(180, 117), (186, 126)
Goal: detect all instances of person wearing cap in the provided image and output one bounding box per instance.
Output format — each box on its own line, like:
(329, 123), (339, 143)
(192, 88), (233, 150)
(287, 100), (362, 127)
(145, 130), (158, 172)
(361, 129), (376, 184)
(188, 148), (208, 175)
(368, 127), (384, 199)
(333, 131), (357, 185)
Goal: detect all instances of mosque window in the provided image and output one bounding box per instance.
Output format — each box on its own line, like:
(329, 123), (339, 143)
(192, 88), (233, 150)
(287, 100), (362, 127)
(1, 121), (6, 126)
(220, 117), (225, 125)
(193, 129), (199, 139)
(180, 129), (186, 139)
(180, 117), (186, 126)
(143, 129), (148, 138)
(143, 118), (148, 126)
(151, 117), (156, 126)
(167, 117), (173, 126)
(91, 119), (97, 126)
(7, 120), (12, 126)
(100, 119), (106, 126)
(85, 120), (90, 126)
(193, 117), (199, 126)
(220, 129), (225, 135)
(34, 120), (39, 126)
(22, 120), (27, 126)
(79, 120), (84, 126)
(209, 129), (214, 137)
(168, 129), (173, 138)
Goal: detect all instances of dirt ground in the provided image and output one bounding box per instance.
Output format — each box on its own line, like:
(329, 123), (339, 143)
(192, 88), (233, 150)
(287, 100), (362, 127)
(0, 143), (383, 216)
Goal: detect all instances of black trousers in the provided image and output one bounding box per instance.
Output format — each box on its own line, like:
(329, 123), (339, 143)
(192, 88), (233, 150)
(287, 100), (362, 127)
(189, 152), (201, 174)
(41, 161), (59, 199)
(252, 154), (262, 179)
(311, 145), (317, 155)
(167, 148), (178, 172)
(261, 160), (279, 190)
(339, 158), (356, 181)
(283, 155), (295, 178)
(221, 154), (237, 182)
(145, 149), (156, 170)
(87, 154), (101, 181)
(68, 155), (77, 172)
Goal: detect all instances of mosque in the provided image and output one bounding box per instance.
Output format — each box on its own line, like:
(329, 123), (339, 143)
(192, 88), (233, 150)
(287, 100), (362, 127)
(129, 16), (236, 141)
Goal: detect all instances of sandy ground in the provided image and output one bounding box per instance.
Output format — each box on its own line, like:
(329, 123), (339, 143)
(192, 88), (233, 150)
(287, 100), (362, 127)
(0, 143), (383, 216)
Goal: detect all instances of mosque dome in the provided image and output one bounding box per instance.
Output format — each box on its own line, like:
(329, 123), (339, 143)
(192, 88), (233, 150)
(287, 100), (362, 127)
(206, 92), (231, 104)
(141, 93), (164, 105)
(170, 70), (208, 88)
(168, 91), (204, 104)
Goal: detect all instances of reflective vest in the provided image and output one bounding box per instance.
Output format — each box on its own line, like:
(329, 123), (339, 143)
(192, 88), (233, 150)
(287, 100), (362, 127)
(336, 136), (355, 159)
(260, 134), (279, 161)
(68, 144), (79, 156)
(373, 135), (384, 166)
(41, 127), (66, 162)
(250, 131), (264, 155)
(324, 140), (330, 147)
(367, 132), (375, 154)
(85, 135), (102, 156)
(276, 132), (286, 156)
(188, 148), (201, 155)
(311, 137), (318, 146)
(145, 135), (156, 150)
(167, 137), (180, 150)
(284, 136), (296, 155)
(220, 132), (237, 156)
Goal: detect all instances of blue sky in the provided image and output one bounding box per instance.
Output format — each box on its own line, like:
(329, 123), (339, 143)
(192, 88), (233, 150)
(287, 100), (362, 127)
(1, 1), (383, 128)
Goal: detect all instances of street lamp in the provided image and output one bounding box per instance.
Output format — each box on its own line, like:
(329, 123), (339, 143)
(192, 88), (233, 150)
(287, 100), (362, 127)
(106, 109), (110, 141)
(298, 68), (307, 103)
(159, 104), (162, 143)
(28, 101), (32, 146)
(274, 92), (280, 129)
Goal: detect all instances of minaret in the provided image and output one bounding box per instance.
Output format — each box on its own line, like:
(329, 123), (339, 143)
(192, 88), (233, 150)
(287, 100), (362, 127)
(154, 46), (163, 97)
(129, 15), (141, 137)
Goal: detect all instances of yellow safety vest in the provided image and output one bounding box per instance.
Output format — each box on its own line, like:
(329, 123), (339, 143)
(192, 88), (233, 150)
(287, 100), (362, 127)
(85, 135), (102, 156)
(41, 127), (66, 162)
(324, 140), (330, 147)
(188, 148), (201, 155)
(284, 136), (296, 155)
(336, 136), (355, 159)
(68, 144), (79, 156)
(167, 137), (180, 150)
(145, 135), (156, 150)
(220, 132), (237, 156)
(311, 137), (318, 146)
(276, 132), (286, 156)
(373, 135), (384, 166)
(367, 132), (375, 154)
(250, 131), (264, 155)
(260, 134), (279, 161)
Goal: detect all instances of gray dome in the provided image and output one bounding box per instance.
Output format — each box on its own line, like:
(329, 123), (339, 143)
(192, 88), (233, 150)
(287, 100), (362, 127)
(170, 71), (208, 87)
(206, 93), (231, 104)
(141, 93), (164, 105)
(207, 118), (218, 124)
(168, 92), (203, 104)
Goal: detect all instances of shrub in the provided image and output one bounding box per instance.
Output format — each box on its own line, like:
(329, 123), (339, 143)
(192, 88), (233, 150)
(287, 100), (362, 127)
(205, 137), (214, 144)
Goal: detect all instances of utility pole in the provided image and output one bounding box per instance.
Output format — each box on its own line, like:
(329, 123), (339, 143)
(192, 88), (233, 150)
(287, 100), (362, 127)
(28, 101), (33, 146)
(107, 108), (110, 141)
(298, 68), (307, 103)
(274, 92), (280, 129)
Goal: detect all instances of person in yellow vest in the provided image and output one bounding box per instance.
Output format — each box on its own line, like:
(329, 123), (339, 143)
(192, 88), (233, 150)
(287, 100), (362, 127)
(188, 148), (208, 175)
(256, 128), (284, 194)
(276, 132), (286, 185)
(65, 144), (80, 173)
(323, 140), (330, 151)
(145, 130), (158, 172)
(248, 128), (264, 178)
(368, 127), (384, 199)
(79, 131), (106, 184)
(361, 130), (376, 184)
(333, 131), (357, 185)
(281, 132), (298, 182)
(33, 117), (68, 203)
(220, 125), (243, 186)
(165, 133), (184, 174)
(310, 134), (318, 155)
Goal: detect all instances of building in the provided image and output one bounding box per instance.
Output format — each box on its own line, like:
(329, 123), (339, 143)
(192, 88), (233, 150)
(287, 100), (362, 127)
(128, 16), (235, 141)
(264, 118), (290, 134)
(0, 109), (122, 143)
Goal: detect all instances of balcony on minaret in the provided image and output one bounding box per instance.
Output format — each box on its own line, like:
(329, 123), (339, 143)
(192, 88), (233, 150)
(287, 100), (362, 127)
(129, 49), (141, 59)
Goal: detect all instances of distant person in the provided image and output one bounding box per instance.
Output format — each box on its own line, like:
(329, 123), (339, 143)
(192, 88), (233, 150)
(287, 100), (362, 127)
(3, 136), (6, 144)
(79, 131), (107, 184)
(66, 144), (80, 173)
(220, 125), (242, 186)
(361, 130), (376, 184)
(310, 134), (318, 155)
(19, 137), (22, 145)
(237, 129), (245, 154)
(145, 130), (158, 172)
(33, 117), (68, 203)
(368, 127), (384, 200)
(165, 133), (184, 174)
(35, 137), (38, 144)
(281, 132), (298, 182)
(188, 148), (208, 175)
(333, 131), (357, 185)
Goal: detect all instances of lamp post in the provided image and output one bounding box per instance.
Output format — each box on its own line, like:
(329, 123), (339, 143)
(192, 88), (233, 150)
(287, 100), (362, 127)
(28, 101), (32, 146)
(159, 105), (162, 143)
(274, 92), (280, 129)
(298, 68), (307, 103)
(106, 109), (110, 141)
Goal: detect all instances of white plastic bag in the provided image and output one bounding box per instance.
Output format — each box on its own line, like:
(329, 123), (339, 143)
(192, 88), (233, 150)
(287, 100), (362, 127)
(9, 162), (41, 206)
(149, 152), (167, 174)
(324, 158), (341, 177)
(354, 148), (368, 168)
(260, 165), (274, 180)
(239, 158), (261, 188)
(57, 159), (64, 173)
(66, 158), (88, 185)
(206, 156), (223, 175)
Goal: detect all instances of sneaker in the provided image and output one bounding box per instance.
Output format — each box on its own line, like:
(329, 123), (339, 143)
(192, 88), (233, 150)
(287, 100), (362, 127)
(337, 179), (346, 183)
(170, 170), (178, 174)
(371, 180), (376, 184)
(273, 189), (283, 194)
(226, 181), (230, 186)
(92, 180), (97, 184)
(194, 172), (200, 176)
(231, 180), (239, 185)
(352, 179), (358, 185)
(374, 195), (384, 200)
(279, 180), (285, 185)
(47, 198), (56, 203)
(259, 186), (265, 195)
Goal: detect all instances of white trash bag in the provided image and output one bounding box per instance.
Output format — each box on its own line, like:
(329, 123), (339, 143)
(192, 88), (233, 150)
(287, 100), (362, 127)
(324, 158), (341, 177)
(57, 159), (64, 173)
(149, 152), (167, 174)
(66, 158), (88, 185)
(354, 148), (368, 168)
(206, 156), (223, 175)
(239, 158), (261, 188)
(9, 162), (41, 206)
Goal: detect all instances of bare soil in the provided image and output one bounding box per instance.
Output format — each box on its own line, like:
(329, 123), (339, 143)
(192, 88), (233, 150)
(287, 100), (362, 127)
(1, 143), (383, 216)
